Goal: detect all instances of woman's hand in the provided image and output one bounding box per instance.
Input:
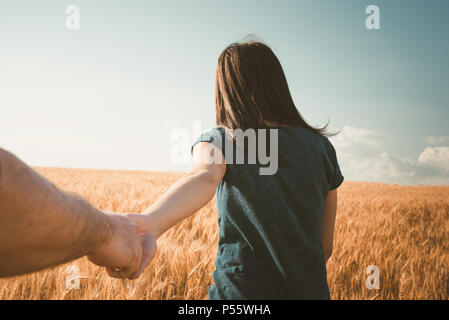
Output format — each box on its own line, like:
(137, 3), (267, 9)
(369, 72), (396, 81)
(126, 213), (158, 279)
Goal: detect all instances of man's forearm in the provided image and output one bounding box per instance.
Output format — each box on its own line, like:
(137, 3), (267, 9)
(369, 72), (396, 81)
(0, 148), (111, 277)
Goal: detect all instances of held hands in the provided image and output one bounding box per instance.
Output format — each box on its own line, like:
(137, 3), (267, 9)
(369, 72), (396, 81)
(87, 213), (157, 280)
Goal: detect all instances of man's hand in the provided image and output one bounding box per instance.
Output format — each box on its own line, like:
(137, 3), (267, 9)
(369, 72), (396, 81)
(87, 213), (157, 280)
(0, 148), (158, 278)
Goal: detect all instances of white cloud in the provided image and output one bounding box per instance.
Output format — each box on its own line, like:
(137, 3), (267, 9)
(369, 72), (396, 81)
(330, 126), (449, 185)
(418, 147), (449, 171)
(332, 126), (383, 157)
(426, 136), (449, 146)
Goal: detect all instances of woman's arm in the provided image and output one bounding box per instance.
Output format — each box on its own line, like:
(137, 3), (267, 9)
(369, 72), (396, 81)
(321, 189), (337, 262)
(128, 142), (226, 239)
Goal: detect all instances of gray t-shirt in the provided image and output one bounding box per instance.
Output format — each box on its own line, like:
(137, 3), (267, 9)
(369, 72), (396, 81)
(192, 126), (343, 299)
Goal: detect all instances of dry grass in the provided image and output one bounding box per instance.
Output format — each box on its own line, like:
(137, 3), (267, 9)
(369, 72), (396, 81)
(0, 168), (448, 300)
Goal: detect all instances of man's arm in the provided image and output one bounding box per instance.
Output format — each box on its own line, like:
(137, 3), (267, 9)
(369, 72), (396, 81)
(0, 148), (151, 278)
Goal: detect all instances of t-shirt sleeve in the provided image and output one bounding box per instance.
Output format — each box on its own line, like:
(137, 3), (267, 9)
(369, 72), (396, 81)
(191, 127), (225, 155)
(326, 139), (344, 190)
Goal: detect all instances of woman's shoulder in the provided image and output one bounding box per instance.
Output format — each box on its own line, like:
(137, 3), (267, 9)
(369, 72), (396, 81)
(199, 127), (226, 141)
(192, 127), (227, 153)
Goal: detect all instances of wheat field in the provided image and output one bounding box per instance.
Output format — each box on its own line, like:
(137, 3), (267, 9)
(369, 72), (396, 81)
(0, 167), (448, 300)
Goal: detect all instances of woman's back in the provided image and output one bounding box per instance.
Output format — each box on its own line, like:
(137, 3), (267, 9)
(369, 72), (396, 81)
(194, 126), (343, 299)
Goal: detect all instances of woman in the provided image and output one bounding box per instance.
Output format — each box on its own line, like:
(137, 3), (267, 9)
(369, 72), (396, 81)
(128, 40), (343, 299)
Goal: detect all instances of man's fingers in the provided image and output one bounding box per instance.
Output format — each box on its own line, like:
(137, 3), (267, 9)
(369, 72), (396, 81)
(89, 212), (144, 280)
(106, 229), (142, 279)
(105, 266), (137, 279)
(105, 266), (126, 279)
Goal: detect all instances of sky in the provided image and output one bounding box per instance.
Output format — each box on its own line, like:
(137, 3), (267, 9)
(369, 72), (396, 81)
(1, 0), (448, 185)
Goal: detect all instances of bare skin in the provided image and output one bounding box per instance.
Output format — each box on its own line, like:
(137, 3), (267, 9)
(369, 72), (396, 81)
(128, 142), (226, 239)
(0, 148), (156, 279)
(321, 189), (337, 262)
(128, 141), (338, 270)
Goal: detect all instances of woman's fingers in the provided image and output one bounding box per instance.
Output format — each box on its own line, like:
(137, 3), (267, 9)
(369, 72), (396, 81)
(128, 232), (157, 280)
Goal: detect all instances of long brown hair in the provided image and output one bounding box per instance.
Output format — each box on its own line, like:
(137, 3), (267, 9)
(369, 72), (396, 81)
(215, 39), (332, 136)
